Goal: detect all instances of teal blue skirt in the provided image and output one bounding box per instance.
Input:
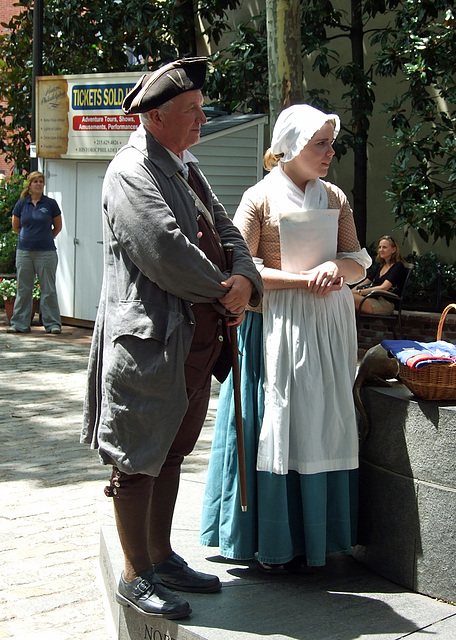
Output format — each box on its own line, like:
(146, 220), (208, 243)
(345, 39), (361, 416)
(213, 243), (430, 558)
(200, 311), (358, 566)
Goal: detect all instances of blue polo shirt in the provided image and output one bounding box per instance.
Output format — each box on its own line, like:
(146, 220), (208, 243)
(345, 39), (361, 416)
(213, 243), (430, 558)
(12, 195), (62, 251)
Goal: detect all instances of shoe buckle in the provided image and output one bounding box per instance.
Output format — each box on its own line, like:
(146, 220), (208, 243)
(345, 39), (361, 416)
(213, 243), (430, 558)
(134, 578), (152, 597)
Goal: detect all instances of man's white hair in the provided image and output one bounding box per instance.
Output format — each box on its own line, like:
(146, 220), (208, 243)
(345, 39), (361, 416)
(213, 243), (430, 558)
(140, 99), (174, 127)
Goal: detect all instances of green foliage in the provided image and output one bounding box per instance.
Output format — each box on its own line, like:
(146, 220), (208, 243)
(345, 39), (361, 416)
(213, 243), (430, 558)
(379, 2), (456, 245)
(404, 251), (456, 310)
(205, 14), (269, 114)
(0, 174), (24, 234)
(298, 0), (400, 243)
(0, 0), (241, 170)
(405, 251), (441, 296)
(2, 0), (455, 251)
(0, 231), (18, 274)
(299, 0), (456, 246)
(197, 0), (242, 45)
(439, 262), (456, 301)
(0, 174), (24, 273)
(300, 0), (380, 155)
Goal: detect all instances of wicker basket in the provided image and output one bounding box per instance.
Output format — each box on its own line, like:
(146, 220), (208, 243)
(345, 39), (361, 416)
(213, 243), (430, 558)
(398, 303), (456, 401)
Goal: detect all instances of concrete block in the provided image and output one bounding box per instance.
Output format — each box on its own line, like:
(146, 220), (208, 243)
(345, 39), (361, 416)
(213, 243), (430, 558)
(100, 524), (121, 637)
(119, 607), (203, 640)
(354, 385), (456, 602)
(100, 524), (206, 640)
(100, 520), (456, 640)
(359, 383), (456, 487)
(415, 482), (456, 602)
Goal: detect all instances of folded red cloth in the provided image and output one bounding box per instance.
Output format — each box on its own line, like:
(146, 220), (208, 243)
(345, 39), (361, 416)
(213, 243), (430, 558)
(382, 339), (456, 369)
(406, 353), (454, 370)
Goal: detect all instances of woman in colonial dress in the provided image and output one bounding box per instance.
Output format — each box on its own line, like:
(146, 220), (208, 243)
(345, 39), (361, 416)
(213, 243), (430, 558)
(200, 104), (371, 571)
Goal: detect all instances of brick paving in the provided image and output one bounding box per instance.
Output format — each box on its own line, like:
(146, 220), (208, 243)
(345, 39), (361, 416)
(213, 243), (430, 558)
(0, 314), (112, 639)
(0, 311), (219, 639)
(2, 311), (455, 640)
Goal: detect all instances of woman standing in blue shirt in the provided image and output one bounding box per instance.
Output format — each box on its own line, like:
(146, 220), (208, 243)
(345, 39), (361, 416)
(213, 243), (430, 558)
(7, 171), (62, 334)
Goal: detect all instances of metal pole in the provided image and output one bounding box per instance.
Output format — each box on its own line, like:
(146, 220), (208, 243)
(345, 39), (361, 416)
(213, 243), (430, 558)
(31, 0), (43, 172)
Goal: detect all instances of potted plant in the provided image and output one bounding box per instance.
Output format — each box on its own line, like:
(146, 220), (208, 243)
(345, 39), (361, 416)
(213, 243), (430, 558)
(0, 277), (17, 320)
(0, 276), (41, 322)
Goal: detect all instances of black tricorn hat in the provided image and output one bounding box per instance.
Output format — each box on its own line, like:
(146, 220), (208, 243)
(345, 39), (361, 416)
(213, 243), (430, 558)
(122, 57), (207, 114)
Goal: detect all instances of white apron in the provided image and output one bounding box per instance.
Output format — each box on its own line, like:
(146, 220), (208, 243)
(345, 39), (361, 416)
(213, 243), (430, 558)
(256, 176), (359, 475)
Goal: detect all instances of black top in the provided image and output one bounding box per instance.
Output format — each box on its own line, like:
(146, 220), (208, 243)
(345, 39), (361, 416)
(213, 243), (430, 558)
(371, 261), (408, 296)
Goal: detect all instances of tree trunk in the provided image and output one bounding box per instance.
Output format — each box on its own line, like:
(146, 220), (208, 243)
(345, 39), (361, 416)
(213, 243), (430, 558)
(350, 0), (368, 246)
(177, 0), (198, 56)
(266, 0), (304, 129)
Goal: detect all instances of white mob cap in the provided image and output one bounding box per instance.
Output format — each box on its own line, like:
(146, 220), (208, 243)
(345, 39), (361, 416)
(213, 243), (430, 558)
(270, 104), (340, 163)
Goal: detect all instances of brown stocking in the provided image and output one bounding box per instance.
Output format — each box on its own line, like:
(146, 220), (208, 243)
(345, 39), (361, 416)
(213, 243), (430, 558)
(147, 473), (180, 564)
(111, 473), (155, 582)
(145, 385), (212, 563)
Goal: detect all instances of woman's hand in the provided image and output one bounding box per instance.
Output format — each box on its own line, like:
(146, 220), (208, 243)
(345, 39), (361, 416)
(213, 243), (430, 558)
(300, 261), (343, 296)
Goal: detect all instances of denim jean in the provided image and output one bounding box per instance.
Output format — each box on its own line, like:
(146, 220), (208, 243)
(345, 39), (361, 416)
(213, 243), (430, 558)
(11, 249), (61, 332)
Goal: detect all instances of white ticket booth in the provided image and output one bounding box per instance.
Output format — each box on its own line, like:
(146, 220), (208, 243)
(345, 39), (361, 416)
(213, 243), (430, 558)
(36, 72), (267, 325)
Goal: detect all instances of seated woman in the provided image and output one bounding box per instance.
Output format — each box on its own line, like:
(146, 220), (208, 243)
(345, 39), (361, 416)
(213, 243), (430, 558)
(353, 235), (408, 314)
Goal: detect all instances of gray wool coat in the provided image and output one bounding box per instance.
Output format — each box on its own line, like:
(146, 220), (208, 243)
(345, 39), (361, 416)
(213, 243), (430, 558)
(81, 125), (262, 476)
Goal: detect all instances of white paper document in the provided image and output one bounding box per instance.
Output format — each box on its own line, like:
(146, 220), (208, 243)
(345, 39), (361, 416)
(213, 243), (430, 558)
(279, 209), (339, 273)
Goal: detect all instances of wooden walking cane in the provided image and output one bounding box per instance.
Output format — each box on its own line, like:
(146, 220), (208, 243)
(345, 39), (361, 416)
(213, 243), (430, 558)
(223, 243), (248, 512)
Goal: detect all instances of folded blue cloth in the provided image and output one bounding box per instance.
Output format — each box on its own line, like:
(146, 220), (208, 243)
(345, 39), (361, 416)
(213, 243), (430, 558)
(381, 339), (456, 369)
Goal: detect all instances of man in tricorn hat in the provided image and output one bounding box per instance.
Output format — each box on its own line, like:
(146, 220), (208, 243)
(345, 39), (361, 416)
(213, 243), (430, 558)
(81, 58), (262, 619)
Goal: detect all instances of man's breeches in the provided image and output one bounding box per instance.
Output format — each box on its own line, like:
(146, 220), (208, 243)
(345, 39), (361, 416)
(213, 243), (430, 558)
(105, 379), (212, 499)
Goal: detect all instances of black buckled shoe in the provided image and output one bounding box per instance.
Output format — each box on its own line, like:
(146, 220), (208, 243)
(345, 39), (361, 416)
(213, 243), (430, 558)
(116, 568), (191, 619)
(154, 553), (221, 593)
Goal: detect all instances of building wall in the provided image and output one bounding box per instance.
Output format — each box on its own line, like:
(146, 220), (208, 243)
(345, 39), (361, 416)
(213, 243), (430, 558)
(357, 309), (456, 351)
(0, 0), (16, 24)
(196, 121), (265, 217)
(0, 0), (18, 177)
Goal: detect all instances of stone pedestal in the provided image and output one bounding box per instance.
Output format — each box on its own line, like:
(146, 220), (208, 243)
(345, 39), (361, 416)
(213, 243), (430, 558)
(353, 383), (456, 603)
(100, 525), (206, 640)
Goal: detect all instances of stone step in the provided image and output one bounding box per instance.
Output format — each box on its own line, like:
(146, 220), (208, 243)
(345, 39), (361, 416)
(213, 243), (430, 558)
(99, 473), (456, 640)
(100, 524), (206, 639)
